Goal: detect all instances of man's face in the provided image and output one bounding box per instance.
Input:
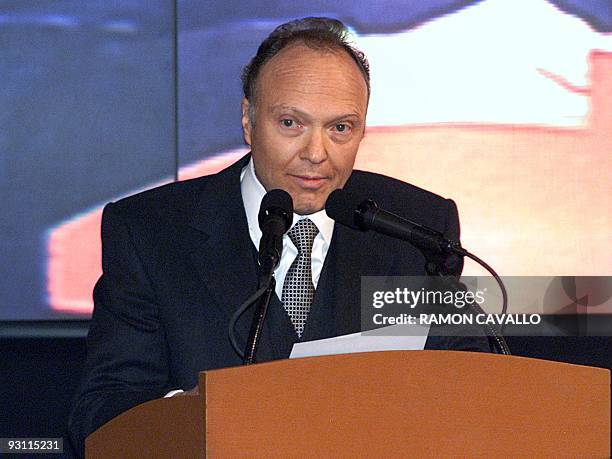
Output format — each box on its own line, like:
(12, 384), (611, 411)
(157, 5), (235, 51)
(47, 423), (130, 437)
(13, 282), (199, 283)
(241, 44), (368, 215)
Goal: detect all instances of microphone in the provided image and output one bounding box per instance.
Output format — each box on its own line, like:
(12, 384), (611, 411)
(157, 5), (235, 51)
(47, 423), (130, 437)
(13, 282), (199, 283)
(325, 188), (511, 355)
(257, 189), (293, 282)
(236, 189), (293, 365)
(325, 189), (464, 255)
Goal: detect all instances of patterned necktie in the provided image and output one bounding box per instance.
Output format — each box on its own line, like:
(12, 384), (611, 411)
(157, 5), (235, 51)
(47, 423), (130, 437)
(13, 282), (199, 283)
(281, 218), (319, 337)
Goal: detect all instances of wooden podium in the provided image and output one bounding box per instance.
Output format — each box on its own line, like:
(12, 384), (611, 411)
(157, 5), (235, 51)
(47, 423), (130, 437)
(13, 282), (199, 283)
(86, 351), (610, 457)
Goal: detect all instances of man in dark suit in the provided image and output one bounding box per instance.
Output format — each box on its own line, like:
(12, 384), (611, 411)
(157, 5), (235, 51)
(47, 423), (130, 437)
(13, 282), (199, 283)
(69, 17), (492, 457)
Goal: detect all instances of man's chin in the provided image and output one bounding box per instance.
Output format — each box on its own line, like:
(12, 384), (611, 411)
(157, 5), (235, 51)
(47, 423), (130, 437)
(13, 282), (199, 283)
(288, 189), (330, 216)
(294, 206), (324, 216)
(293, 199), (325, 216)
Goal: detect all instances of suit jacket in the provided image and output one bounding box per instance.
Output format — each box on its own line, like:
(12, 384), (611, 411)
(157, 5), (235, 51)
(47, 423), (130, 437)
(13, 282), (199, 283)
(68, 154), (491, 456)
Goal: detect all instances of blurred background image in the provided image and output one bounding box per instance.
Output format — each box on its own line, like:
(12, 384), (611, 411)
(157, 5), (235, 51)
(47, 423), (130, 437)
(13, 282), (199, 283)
(2, 0), (610, 322)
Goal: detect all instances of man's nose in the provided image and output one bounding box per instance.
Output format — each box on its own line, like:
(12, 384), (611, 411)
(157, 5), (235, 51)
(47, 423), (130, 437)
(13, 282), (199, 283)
(300, 128), (328, 164)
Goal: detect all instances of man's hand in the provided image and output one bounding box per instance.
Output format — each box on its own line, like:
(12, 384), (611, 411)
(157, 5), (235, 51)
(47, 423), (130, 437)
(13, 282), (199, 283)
(176, 385), (199, 396)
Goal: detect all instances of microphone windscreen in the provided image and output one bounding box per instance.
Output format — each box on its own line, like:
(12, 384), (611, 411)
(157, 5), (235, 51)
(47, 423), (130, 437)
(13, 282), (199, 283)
(258, 189), (293, 231)
(325, 188), (362, 230)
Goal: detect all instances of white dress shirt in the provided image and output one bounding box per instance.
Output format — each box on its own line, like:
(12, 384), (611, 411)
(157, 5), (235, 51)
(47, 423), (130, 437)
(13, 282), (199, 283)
(240, 157), (335, 300)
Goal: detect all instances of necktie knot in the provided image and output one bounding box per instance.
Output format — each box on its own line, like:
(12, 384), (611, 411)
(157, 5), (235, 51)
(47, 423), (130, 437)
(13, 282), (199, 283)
(287, 218), (319, 254)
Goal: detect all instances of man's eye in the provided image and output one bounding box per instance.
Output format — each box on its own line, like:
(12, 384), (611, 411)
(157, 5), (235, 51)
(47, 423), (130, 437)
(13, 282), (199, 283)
(334, 123), (350, 133)
(281, 119), (295, 128)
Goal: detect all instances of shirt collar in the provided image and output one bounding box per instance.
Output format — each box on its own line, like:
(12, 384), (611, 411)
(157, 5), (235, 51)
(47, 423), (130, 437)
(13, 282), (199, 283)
(240, 157), (334, 244)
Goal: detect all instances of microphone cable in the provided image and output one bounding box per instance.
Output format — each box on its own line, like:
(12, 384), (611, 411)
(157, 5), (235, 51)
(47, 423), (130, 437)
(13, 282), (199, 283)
(228, 283), (271, 360)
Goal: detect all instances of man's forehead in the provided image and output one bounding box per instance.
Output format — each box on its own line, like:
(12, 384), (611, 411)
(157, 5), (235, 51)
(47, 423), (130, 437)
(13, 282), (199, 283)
(265, 43), (357, 76)
(260, 43), (364, 81)
(256, 45), (368, 110)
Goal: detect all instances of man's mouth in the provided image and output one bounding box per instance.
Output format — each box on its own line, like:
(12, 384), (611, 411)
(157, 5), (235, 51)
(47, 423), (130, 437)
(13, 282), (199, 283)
(289, 174), (329, 190)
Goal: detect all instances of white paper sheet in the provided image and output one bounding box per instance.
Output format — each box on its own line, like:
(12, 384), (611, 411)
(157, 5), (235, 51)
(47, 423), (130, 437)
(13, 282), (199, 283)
(289, 323), (431, 359)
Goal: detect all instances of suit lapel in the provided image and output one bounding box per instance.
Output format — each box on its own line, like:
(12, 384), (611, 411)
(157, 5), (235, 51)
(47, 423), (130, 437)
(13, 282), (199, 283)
(302, 223), (398, 341)
(187, 156), (274, 360)
(333, 226), (393, 337)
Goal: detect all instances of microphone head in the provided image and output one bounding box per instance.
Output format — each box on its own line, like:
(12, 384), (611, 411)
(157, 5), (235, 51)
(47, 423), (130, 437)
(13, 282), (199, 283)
(325, 188), (366, 230)
(258, 189), (293, 232)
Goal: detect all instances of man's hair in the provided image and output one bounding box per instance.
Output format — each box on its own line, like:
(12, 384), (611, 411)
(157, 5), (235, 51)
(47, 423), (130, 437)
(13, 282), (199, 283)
(241, 17), (370, 114)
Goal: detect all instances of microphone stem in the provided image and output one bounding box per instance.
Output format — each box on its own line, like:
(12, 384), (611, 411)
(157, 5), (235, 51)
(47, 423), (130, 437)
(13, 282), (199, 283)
(243, 276), (276, 365)
(423, 249), (510, 355)
(436, 274), (511, 355)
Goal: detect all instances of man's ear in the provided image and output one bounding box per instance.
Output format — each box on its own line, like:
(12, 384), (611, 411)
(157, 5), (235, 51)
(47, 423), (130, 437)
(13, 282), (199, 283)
(241, 98), (252, 146)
